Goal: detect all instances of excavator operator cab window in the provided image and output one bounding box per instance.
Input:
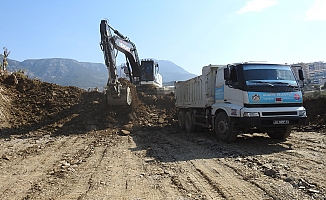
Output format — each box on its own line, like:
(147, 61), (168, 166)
(141, 61), (154, 81)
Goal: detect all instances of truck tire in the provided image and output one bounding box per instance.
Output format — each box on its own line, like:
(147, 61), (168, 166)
(267, 126), (292, 139)
(185, 112), (196, 133)
(215, 112), (237, 142)
(178, 111), (186, 130)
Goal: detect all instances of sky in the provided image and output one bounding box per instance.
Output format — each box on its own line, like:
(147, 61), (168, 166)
(1, 0), (325, 75)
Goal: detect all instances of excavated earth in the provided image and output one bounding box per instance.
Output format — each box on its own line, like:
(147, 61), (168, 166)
(0, 73), (325, 200)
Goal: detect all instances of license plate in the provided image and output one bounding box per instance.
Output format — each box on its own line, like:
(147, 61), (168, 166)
(273, 120), (289, 125)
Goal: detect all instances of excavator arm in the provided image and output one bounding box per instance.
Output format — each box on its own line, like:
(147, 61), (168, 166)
(100, 19), (135, 105)
(100, 20), (141, 84)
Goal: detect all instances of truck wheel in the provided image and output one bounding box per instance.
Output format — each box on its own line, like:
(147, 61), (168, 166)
(178, 111), (186, 130)
(267, 126), (292, 139)
(215, 112), (237, 142)
(185, 112), (196, 133)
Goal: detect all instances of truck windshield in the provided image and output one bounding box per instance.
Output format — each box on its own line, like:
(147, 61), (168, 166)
(243, 64), (297, 86)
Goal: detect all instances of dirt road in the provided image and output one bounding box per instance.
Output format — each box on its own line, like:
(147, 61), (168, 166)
(0, 128), (325, 199)
(0, 73), (325, 199)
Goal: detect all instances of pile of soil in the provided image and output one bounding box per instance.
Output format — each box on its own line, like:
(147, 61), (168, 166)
(0, 73), (176, 137)
(304, 96), (326, 129)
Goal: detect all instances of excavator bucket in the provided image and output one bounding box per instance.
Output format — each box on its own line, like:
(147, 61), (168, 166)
(106, 87), (132, 106)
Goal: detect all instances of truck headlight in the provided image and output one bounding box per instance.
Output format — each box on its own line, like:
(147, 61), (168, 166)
(298, 110), (306, 117)
(243, 112), (260, 117)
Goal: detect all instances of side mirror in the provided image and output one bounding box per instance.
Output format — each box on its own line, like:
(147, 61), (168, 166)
(298, 69), (304, 81)
(224, 68), (230, 80)
(156, 64), (159, 72)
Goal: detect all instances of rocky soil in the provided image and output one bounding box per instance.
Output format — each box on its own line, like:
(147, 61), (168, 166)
(0, 73), (325, 199)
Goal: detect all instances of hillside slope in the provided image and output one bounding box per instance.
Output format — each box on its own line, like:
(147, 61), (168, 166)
(2, 55), (196, 88)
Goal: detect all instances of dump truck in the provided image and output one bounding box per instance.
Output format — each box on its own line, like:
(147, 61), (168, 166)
(175, 62), (307, 142)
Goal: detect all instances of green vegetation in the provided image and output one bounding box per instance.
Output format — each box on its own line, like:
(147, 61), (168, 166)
(14, 69), (28, 79)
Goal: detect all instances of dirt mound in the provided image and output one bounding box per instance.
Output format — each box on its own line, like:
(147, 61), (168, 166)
(0, 74), (176, 137)
(2, 74), (82, 121)
(304, 96), (326, 129)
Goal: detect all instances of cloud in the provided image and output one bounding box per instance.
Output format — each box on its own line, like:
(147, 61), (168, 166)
(236, 0), (278, 14)
(304, 0), (326, 21)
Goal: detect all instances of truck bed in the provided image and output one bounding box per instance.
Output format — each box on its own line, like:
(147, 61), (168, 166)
(175, 65), (223, 108)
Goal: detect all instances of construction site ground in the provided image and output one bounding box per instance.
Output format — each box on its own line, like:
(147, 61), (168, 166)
(0, 73), (325, 200)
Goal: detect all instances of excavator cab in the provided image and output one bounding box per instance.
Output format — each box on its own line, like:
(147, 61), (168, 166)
(140, 60), (163, 87)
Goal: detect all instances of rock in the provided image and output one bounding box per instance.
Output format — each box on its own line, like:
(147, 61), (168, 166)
(120, 129), (130, 135)
(283, 176), (295, 182)
(2, 154), (10, 161)
(144, 158), (155, 163)
(307, 189), (320, 193)
(122, 124), (133, 131)
(235, 157), (242, 162)
(264, 169), (277, 176)
(158, 118), (165, 123)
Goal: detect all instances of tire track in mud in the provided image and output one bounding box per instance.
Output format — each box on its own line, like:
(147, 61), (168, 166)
(22, 134), (109, 199)
(217, 134), (325, 199)
(202, 131), (325, 199)
(78, 133), (179, 199)
(192, 160), (266, 199)
(83, 144), (108, 195)
(135, 129), (326, 199)
(134, 131), (268, 199)
(228, 132), (326, 198)
(218, 159), (310, 200)
(17, 131), (174, 199)
(141, 137), (225, 199)
(0, 135), (85, 199)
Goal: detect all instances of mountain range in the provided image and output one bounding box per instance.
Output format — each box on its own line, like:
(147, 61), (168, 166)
(1, 55), (197, 89)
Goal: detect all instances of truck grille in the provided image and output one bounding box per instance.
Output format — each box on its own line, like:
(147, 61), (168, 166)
(262, 111), (297, 116)
(244, 103), (303, 108)
(247, 86), (300, 92)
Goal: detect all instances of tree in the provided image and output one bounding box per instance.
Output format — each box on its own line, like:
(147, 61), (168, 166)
(2, 47), (10, 71)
